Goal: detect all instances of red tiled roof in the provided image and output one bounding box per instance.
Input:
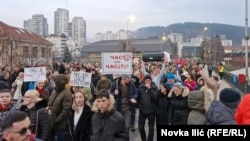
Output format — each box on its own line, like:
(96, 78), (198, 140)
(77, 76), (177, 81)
(0, 21), (52, 45)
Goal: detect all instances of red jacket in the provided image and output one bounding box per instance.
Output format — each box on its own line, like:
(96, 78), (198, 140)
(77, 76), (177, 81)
(235, 94), (250, 124)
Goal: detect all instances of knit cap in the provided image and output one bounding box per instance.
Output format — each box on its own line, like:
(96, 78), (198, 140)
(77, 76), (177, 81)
(144, 75), (152, 80)
(219, 88), (241, 109)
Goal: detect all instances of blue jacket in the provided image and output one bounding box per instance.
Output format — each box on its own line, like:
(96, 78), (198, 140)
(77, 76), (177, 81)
(110, 78), (138, 112)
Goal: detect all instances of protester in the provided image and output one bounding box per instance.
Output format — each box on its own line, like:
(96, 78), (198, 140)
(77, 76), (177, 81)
(35, 80), (50, 107)
(12, 72), (24, 106)
(96, 74), (112, 91)
(110, 74), (138, 130)
(20, 90), (52, 141)
(156, 83), (170, 139)
(1, 111), (43, 141)
(0, 71), (11, 90)
(68, 90), (93, 141)
(183, 73), (197, 92)
(0, 89), (19, 123)
(187, 90), (206, 125)
(137, 75), (158, 141)
(206, 88), (241, 125)
(47, 74), (72, 141)
(207, 63), (213, 77)
(141, 61), (165, 89)
(168, 82), (190, 125)
(235, 94), (250, 124)
(91, 89), (129, 141)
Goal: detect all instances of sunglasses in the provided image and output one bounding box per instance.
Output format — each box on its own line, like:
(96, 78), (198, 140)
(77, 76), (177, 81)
(6, 126), (31, 136)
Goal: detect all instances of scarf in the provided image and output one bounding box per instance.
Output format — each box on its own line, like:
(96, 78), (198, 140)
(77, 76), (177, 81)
(36, 87), (43, 95)
(0, 103), (10, 112)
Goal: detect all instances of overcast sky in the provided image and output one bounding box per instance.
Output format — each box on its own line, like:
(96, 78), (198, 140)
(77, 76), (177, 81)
(0, 0), (247, 38)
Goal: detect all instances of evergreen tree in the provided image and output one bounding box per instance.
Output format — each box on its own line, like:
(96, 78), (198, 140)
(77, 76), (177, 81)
(63, 47), (72, 63)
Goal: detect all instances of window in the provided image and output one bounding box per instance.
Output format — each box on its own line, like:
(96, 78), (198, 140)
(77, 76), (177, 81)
(41, 48), (45, 57)
(32, 47), (37, 58)
(23, 46), (29, 58)
(48, 48), (51, 57)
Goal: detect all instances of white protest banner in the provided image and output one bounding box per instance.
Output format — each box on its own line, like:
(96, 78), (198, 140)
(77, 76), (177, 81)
(102, 52), (132, 74)
(70, 71), (92, 87)
(24, 67), (46, 82)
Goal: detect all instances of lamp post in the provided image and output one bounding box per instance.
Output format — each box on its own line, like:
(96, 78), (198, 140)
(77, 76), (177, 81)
(10, 40), (15, 73)
(161, 36), (167, 52)
(126, 15), (136, 51)
(245, 0), (249, 90)
(204, 27), (212, 63)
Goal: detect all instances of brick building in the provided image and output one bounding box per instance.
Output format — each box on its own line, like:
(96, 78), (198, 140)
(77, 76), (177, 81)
(0, 21), (53, 70)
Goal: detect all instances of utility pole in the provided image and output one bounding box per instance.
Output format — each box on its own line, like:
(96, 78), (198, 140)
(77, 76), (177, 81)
(245, 0), (249, 93)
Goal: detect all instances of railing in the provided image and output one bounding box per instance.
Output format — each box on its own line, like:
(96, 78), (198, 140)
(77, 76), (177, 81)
(213, 66), (250, 94)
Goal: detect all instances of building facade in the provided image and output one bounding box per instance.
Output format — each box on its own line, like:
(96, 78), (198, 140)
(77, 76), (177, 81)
(45, 33), (67, 62)
(80, 38), (177, 63)
(72, 17), (86, 47)
(54, 8), (69, 37)
(0, 21), (53, 69)
(24, 14), (48, 37)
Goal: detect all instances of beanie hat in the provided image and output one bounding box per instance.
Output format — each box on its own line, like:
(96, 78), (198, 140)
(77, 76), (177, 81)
(144, 75), (152, 81)
(121, 74), (130, 80)
(219, 88), (241, 109)
(167, 72), (175, 79)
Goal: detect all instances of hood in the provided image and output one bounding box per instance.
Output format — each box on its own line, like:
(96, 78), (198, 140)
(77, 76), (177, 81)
(188, 90), (205, 111)
(51, 74), (68, 93)
(206, 100), (236, 125)
(168, 86), (189, 98)
(20, 99), (48, 111)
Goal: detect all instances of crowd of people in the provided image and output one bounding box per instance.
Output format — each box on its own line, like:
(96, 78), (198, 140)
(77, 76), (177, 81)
(0, 58), (249, 141)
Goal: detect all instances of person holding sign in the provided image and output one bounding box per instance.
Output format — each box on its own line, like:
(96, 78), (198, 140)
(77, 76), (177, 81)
(110, 74), (138, 130)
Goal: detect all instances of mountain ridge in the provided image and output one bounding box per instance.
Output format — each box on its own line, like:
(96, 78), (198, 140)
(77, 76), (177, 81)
(134, 22), (248, 46)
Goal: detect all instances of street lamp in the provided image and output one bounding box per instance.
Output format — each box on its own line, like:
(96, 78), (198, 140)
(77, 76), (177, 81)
(161, 36), (167, 52)
(126, 15), (136, 51)
(204, 27), (212, 63)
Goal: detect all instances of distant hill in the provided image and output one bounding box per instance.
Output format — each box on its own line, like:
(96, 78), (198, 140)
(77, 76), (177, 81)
(134, 22), (248, 46)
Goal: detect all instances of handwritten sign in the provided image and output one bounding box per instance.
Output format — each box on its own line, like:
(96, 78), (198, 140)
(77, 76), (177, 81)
(164, 52), (171, 62)
(24, 67), (46, 82)
(102, 52), (132, 74)
(70, 71), (92, 87)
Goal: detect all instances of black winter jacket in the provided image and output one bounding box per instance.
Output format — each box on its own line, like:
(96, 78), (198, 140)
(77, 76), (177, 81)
(168, 87), (190, 125)
(20, 100), (52, 141)
(156, 92), (170, 125)
(91, 110), (129, 141)
(68, 105), (93, 141)
(137, 82), (158, 114)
